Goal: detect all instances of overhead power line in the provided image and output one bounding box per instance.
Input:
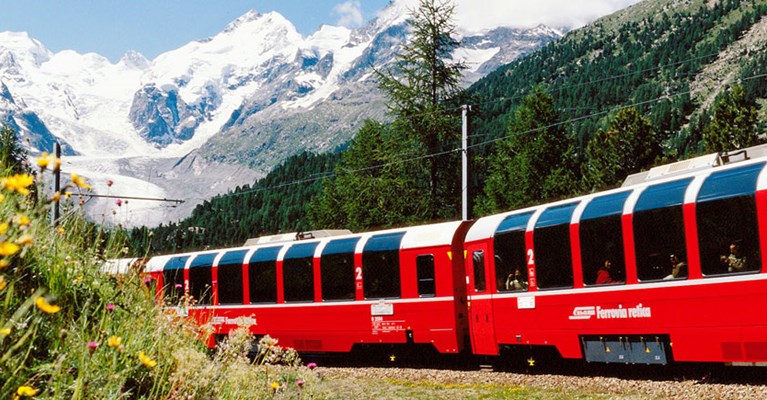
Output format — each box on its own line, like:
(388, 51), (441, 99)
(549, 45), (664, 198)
(83, 193), (185, 204)
(203, 70), (767, 202)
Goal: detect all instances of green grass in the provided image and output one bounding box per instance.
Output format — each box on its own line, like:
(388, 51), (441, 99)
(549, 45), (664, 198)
(0, 161), (320, 399)
(0, 160), (634, 399)
(307, 374), (623, 400)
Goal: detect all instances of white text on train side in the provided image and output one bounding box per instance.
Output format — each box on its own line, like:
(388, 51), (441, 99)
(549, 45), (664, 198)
(568, 304), (652, 321)
(211, 316), (257, 326)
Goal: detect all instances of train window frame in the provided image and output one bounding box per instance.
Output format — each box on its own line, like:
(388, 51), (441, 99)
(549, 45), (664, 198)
(580, 192), (630, 286)
(494, 212), (532, 293)
(696, 163), (764, 277)
(320, 238), (359, 301)
(162, 256), (188, 303)
(362, 232), (405, 300)
(534, 203), (578, 290)
(416, 254), (436, 297)
(188, 253), (216, 305)
(248, 247), (280, 304)
(217, 250), (247, 305)
(282, 242), (319, 303)
(472, 250), (486, 292)
(634, 179), (691, 282)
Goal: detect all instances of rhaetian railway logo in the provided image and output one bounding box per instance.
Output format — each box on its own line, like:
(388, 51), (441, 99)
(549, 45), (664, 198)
(568, 304), (652, 320)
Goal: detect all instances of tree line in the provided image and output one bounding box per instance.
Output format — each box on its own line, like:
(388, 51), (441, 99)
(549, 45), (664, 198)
(133, 0), (766, 255)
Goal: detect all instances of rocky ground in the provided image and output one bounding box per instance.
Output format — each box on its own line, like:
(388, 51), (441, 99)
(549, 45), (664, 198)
(315, 365), (767, 399)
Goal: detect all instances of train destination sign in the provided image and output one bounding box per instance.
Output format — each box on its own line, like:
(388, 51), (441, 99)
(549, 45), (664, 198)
(569, 304), (652, 321)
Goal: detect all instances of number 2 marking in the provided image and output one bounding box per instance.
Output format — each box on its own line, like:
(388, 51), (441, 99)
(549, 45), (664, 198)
(355, 267), (363, 280)
(527, 249), (535, 265)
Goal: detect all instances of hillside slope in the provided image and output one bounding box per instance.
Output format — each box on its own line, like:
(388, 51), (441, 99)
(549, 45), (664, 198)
(468, 0), (767, 157)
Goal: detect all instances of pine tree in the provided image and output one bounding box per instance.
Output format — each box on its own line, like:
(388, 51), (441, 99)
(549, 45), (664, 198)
(306, 120), (429, 231)
(0, 124), (28, 173)
(583, 107), (659, 190)
(477, 86), (573, 214)
(703, 84), (761, 153)
(376, 0), (465, 217)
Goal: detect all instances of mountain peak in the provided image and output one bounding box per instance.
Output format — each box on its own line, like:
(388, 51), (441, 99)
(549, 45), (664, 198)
(223, 10), (298, 37)
(0, 31), (51, 66)
(119, 50), (149, 69)
(223, 9), (262, 33)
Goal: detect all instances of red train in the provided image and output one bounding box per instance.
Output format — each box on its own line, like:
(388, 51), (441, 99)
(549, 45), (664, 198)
(141, 145), (767, 366)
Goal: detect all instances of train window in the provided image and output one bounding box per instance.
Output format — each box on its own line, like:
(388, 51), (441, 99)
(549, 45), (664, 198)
(697, 163), (764, 276)
(249, 247), (280, 304)
(188, 253), (216, 305)
(581, 192), (630, 285)
(494, 212), (532, 292)
(283, 243), (318, 303)
(217, 250), (247, 305)
(416, 255), (435, 297)
(534, 203), (577, 289)
(362, 232), (405, 299)
(162, 256), (188, 303)
(472, 250), (486, 292)
(321, 238), (359, 301)
(634, 179), (691, 281)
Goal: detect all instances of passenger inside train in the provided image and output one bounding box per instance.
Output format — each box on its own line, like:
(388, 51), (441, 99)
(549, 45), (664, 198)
(505, 268), (528, 291)
(664, 254), (687, 280)
(721, 242), (748, 272)
(595, 259), (622, 284)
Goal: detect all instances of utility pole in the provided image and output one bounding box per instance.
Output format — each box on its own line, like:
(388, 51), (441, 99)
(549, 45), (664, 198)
(51, 142), (61, 226)
(47, 141), (183, 226)
(461, 105), (472, 221)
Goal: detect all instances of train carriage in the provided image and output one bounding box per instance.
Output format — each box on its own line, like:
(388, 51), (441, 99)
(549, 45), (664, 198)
(463, 147), (767, 365)
(137, 145), (767, 367)
(145, 221), (473, 354)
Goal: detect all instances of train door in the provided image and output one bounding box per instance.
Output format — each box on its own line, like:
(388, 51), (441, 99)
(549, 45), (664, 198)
(466, 243), (498, 355)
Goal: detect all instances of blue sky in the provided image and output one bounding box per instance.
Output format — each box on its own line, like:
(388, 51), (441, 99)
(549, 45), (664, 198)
(0, 0), (639, 63)
(0, 0), (390, 62)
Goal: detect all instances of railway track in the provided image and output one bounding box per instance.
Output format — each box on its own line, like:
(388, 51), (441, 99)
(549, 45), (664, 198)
(308, 353), (767, 399)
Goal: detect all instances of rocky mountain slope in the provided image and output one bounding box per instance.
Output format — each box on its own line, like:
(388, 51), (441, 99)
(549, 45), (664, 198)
(0, 3), (561, 226)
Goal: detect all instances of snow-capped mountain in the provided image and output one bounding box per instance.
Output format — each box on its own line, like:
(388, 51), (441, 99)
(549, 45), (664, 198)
(0, 4), (561, 227)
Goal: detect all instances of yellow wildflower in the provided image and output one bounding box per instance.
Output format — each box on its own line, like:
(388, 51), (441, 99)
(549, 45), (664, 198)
(36, 152), (50, 170)
(35, 296), (61, 314)
(107, 336), (122, 348)
(0, 327), (10, 336)
(64, 192), (72, 198)
(70, 173), (92, 189)
(138, 351), (157, 368)
(53, 157), (61, 172)
(0, 259), (9, 269)
(16, 234), (33, 246)
(56, 227), (65, 234)
(16, 386), (36, 397)
(0, 275), (6, 290)
(0, 193), (4, 202)
(1, 174), (34, 195)
(0, 242), (20, 257)
(13, 214), (31, 226)
(50, 192), (61, 202)
(270, 382), (280, 391)
(0, 222), (8, 234)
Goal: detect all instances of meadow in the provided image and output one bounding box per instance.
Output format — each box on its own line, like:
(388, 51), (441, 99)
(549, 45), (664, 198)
(0, 156), (323, 399)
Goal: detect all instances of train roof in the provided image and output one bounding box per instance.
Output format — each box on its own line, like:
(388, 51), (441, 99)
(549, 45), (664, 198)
(145, 220), (466, 272)
(467, 145), (767, 243)
(101, 258), (141, 274)
(242, 229), (352, 246)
